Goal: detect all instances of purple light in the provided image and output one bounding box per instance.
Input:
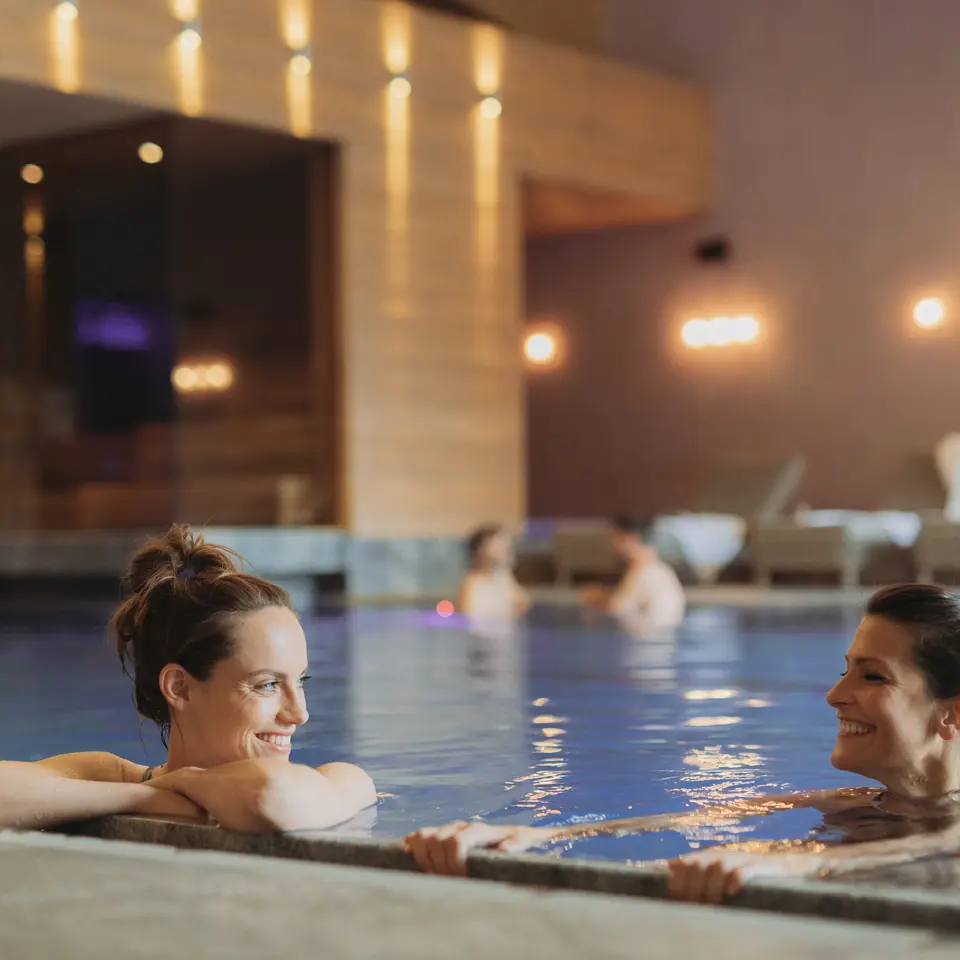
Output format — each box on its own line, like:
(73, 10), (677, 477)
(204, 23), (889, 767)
(76, 303), (152, 351)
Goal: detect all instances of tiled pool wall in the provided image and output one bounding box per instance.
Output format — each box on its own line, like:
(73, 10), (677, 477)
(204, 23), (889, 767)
(57, 816), (960, 933)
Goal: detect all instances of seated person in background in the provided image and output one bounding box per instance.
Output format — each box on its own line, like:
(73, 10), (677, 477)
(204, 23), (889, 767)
(457, 525), (530, 620)
(581, 516), (686, 629)
(0, 524), (376, 833)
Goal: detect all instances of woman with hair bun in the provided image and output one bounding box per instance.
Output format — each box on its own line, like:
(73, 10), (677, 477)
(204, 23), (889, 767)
(0, 524), (376, 833)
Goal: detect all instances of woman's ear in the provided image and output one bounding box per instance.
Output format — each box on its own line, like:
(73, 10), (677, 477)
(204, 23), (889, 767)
(938, 698), (960, 740)
(158, 663), (192, 714)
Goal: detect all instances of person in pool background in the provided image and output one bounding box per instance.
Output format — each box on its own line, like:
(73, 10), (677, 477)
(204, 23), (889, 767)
(405, 584), (960, 900)
(581, 517), (686, 630)
(457, 525), (530, 620)
(0, 524), (376, 833)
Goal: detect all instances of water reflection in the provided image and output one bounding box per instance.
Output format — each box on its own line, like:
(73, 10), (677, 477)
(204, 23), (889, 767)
(684, 689), (738, 701)
(466, 617), (523, 688)
(617, 612), (678, 692)
(347, 611), (527, 823)
(0, 602), (861, 857)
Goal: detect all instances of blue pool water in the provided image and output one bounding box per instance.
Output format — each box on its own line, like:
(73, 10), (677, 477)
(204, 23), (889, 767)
(0, 601), (867, 862)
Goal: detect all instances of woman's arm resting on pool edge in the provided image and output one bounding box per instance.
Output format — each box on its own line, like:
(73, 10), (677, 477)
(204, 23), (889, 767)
(0, 757), (204, 830)
(403, 788), (879, 875)
(668, 819), (960, 903)
(148, 759), (376, 833)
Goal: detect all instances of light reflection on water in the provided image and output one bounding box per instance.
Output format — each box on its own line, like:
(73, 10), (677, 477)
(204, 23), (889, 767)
(0, 601), (868, 862)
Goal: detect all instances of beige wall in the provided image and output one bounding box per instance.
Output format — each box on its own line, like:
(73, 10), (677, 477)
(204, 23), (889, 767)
(0, 0), (709, 538)
(524, 0), (960, 517)
(471, 0), (604, 52)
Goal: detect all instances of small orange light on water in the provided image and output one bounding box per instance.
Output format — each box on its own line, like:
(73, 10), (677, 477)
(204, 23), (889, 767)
(436, 600), (455, 618)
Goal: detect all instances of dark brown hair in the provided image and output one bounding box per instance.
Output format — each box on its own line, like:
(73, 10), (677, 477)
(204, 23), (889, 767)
(466, 524), (502, 567)
(612, 516), (655, 540)
(866, 584), (960, 700)
(112, 524), (292, 742)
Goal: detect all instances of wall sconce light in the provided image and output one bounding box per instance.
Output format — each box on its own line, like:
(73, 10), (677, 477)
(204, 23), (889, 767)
(913, 297), (946, 329)
(21, 164), (44, 185)
(172, 360), (234, 393)
(524, 327), (564, 369)
(479, 94), (502, 119)
(179, 19), (202, 50)
(55, 0), (78, 21)
(682, 315), (760, 348)
(138, 142), (164, 164)
(388, 73), (412, 99)
(289, 46), (312, 76)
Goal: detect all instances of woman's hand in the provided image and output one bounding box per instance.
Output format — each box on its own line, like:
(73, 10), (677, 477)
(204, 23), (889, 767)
(667, 848), (825, 903)
(404, 822), (553, 875)
(667, 856), (745, 904)
(134, 779), (208, 822)
(580, 585), (610, 611)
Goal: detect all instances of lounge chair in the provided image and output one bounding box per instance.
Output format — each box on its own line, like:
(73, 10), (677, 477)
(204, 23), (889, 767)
(548, 455), (806, 585)
(753, 452), (941, 587)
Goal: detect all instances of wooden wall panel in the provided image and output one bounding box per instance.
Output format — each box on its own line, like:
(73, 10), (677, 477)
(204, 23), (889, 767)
(471, 0), (604, 54)
(0, 0), (709, 538)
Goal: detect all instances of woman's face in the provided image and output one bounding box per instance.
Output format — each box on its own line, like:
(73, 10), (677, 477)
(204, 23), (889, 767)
(481, 532), (513, 568)
(167, 606), (310, 768)
(826, 614), (957, 794)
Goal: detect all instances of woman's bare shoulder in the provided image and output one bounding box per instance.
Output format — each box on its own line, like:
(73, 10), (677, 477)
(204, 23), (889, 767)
(32, 752), (148, 784)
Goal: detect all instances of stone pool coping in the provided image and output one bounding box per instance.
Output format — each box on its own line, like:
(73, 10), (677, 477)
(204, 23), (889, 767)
(56, 816), (960, 932)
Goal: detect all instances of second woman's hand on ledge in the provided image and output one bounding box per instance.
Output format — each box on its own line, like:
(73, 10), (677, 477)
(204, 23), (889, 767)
(403, 822), (555, 875)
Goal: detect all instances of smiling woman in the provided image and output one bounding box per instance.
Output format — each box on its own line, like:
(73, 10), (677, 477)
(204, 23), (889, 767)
(0, 525), (376, 833)
(404, 584), (960, 900)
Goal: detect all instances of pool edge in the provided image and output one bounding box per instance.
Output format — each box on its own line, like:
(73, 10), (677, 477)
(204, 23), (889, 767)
(51, 816), (960, 932)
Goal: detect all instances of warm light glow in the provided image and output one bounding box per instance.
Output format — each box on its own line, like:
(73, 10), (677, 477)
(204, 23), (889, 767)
(173, 22), (203, 116)
(138, 142), (164, 164)
(708, 317), (734, 346)
(381, 1), (411, 75)
(385, 88), (410, 280)
(683, 716), (742, 727)
(282, 1), (312, 137)
(524, 331), (558, 366)
(914, 297), (945, 329)
(203, 361), (233, 390)
(170, 0), (198, 22)
(172, 366), (198, 391)
(21, 164), (44, 185)
(290, 52), (312, 76)
(472, 21), (503, 301)
(24, 236), (45, 264)
(280, 0), (310, 50)
(731, 314), (760, 343)
(179, 25), (202, 51)
(473, 91), (500, 266)
(22, 205), (44, 237)
(684, 689), (738, 701)
(388, 75), (412, 99)
(681, 318), (710, 348)
(55, 1), (78, 22)
(287, 66), (312, 137)
(436, 600), (455, 618)
(172, 361), (234, 393)
(381, 0), (412, 320)
(480, 96), (502, 119)
(682, 316), (761, 348)
(50, 7), (80, 93)
(472, 23), (503, 96)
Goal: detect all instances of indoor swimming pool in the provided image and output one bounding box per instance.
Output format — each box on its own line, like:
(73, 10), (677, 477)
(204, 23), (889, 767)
(0, 601), (868, 863)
